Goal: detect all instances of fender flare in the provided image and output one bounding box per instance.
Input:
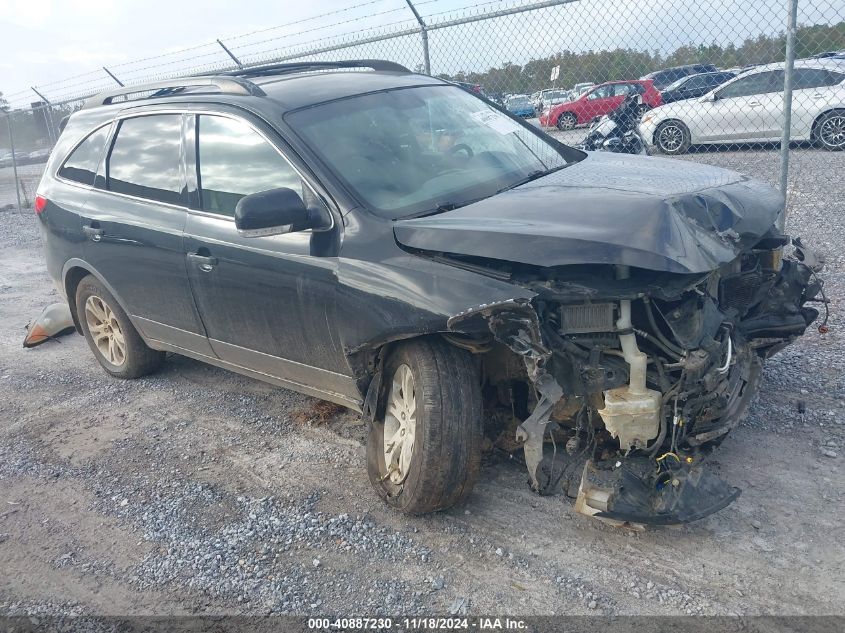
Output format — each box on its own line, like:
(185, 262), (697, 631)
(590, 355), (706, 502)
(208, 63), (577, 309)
(61, 258), (136, 334)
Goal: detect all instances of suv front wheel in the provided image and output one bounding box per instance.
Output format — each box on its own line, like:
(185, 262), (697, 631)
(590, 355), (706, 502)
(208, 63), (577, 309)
(76, 275), (165, 379)
(367, 338), (482, 515)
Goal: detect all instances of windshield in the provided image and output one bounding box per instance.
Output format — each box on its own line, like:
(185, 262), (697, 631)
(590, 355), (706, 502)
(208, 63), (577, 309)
(506, 96), (531, 106)
(288, 85), (572, 218)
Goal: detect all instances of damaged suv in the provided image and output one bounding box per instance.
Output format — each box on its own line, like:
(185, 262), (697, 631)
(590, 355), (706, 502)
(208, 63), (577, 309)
(36, 60), (824, 524)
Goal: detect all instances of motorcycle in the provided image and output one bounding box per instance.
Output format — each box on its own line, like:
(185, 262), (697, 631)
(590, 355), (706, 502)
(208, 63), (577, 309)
(576, 94), (650, 155)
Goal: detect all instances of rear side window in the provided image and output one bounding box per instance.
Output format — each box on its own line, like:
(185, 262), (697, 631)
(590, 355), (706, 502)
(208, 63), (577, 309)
(793, 68), (845, 89)
(58, 125), (110, 186)
(107, 115), (184, 206)
(196, 115), (303, 217)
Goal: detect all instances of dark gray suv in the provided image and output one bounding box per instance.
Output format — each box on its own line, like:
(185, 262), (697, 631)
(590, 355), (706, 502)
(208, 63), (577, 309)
(36, 60), (822, 525)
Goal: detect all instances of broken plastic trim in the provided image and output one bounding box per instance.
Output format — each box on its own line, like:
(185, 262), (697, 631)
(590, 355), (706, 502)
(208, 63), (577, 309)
(576, 457), (740, 525)
(23, 303), (76, 348)
(448, 299), (563, 491)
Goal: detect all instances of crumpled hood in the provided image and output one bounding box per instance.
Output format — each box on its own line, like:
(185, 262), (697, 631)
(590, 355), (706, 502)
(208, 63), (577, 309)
(393, 152), (783, 274)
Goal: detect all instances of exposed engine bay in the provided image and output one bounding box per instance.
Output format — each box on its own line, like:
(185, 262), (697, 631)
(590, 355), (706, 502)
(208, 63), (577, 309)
(446, 236), (825, 526)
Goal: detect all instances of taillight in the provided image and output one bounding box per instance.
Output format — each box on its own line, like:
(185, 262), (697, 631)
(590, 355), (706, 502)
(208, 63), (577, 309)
(34, 195), (47, 215)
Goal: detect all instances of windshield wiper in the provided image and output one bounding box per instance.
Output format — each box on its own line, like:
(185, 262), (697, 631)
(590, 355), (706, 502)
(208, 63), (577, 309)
(497, 169), (549, 194)
(398, 170), (551, 221)
(400, 199), (484, 220)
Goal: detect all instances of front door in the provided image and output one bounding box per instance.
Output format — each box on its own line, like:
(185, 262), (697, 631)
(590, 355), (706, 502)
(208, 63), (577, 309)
(694, 71), (784, 142)
(182, 113), (358, 403)
(581, 85), (618, 122)
(79, 112), (213, 355)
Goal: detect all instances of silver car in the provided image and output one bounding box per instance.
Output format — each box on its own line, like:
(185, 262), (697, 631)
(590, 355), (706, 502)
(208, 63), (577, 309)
(639, 59), (845, 154)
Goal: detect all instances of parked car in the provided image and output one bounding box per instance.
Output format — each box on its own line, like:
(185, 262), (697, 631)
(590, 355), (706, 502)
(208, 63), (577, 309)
(721, 64), (761, 76)
(660, 71), (736, 104)
(35, 60), (822, 524)
(504, 94), (536, 117)
(641, 63), (719, 90)
(537, 89), (571, 111)
(811, 50), (845, 59)
(572, 82), (595, 95)
(540, 80), (662, 130)
(27, 148), (52, 164)
(640, 59), (845, 154)
(0, 150), (30, 168)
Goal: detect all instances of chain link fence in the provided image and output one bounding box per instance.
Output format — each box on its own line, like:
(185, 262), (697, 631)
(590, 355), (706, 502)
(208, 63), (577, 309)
(2, 0), (844, 214)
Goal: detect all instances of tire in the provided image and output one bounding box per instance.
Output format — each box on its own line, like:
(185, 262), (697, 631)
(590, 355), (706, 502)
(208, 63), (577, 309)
(75, 275), (164, 379)
(813, 110), (845, 151)
(654, 120), (691, 155)
(556, 113), (577, 131)
(367, 337), (482, 515)
(636, 104), (650, 118)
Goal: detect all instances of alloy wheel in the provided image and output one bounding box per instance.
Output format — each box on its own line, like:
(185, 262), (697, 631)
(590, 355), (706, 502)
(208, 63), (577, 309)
(657, 123), (684, 152)
(383, 363), (417, 485)
(84, 295), (127, 367)
(819, 114), (845, 149)
(558, 114), (576, 130)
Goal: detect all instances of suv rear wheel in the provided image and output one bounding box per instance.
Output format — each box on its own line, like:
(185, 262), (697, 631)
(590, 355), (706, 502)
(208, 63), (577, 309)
(75, 275), (165, 379)
(367, 338), (482, 515)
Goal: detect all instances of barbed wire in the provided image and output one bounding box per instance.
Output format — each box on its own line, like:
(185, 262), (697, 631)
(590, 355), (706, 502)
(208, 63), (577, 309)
(2, 0), (522, 107)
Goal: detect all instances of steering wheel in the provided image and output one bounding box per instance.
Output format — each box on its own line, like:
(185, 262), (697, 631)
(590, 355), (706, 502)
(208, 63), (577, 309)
(448, 143), (474, 160)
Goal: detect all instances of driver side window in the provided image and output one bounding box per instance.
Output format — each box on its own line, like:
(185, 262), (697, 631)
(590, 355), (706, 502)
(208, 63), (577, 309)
(587, 86), (612, 100)
(718, 71), (784, 99)
(196, 115), (304, 217)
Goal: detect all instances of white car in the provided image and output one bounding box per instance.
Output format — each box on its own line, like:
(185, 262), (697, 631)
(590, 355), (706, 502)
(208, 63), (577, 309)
(639, 60), (845, 154)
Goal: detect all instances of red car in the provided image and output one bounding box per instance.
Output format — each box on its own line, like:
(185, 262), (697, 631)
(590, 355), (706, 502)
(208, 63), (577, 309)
(540, 80), (662, 130)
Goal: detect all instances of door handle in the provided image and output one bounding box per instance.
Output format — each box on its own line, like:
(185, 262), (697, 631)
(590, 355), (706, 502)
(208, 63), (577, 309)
(812, 93), (825, 99)
(82, 224), (104, 242)
(748, 101), (762, 107)
(188, 252), (218, 272)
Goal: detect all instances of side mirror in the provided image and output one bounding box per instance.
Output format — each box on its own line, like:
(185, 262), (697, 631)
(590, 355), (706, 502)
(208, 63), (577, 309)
(235, 187), (310, 238)
(701, 92), (718, 103)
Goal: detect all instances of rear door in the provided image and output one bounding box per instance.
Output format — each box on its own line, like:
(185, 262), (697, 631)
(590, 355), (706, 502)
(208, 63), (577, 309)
(78, 112), (213, 355)
(790, 67), (845, 138)
(182, 112), (358, 404)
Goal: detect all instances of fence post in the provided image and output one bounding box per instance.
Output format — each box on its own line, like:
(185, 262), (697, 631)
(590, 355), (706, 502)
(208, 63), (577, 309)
(5, 114), (23, 213)
(31, 88), (58, 146)
(778, 0), (799, 231)
(405, 0), (431, 74)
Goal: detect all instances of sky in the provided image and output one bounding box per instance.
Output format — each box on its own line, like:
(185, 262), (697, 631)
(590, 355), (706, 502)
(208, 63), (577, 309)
(1, 0), (843, 108)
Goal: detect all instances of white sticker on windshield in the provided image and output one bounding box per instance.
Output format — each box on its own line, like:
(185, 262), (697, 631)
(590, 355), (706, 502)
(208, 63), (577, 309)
(470, 109), (521, 135)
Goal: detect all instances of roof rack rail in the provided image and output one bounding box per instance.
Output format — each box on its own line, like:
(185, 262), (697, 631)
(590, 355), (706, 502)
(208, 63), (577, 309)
(82, 76), (265, 110)
(223, 59), (411, 79)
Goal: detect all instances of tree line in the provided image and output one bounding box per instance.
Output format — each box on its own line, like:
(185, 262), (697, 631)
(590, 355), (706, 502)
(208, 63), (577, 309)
(437, 21), (845, 95)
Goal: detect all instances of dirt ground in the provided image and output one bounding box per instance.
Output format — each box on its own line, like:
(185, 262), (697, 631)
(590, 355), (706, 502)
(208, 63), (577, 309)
(1, 146), (844, 617)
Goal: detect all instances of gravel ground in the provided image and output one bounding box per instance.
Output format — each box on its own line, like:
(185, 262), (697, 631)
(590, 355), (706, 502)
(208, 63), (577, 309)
(0, 143), (843, 618)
